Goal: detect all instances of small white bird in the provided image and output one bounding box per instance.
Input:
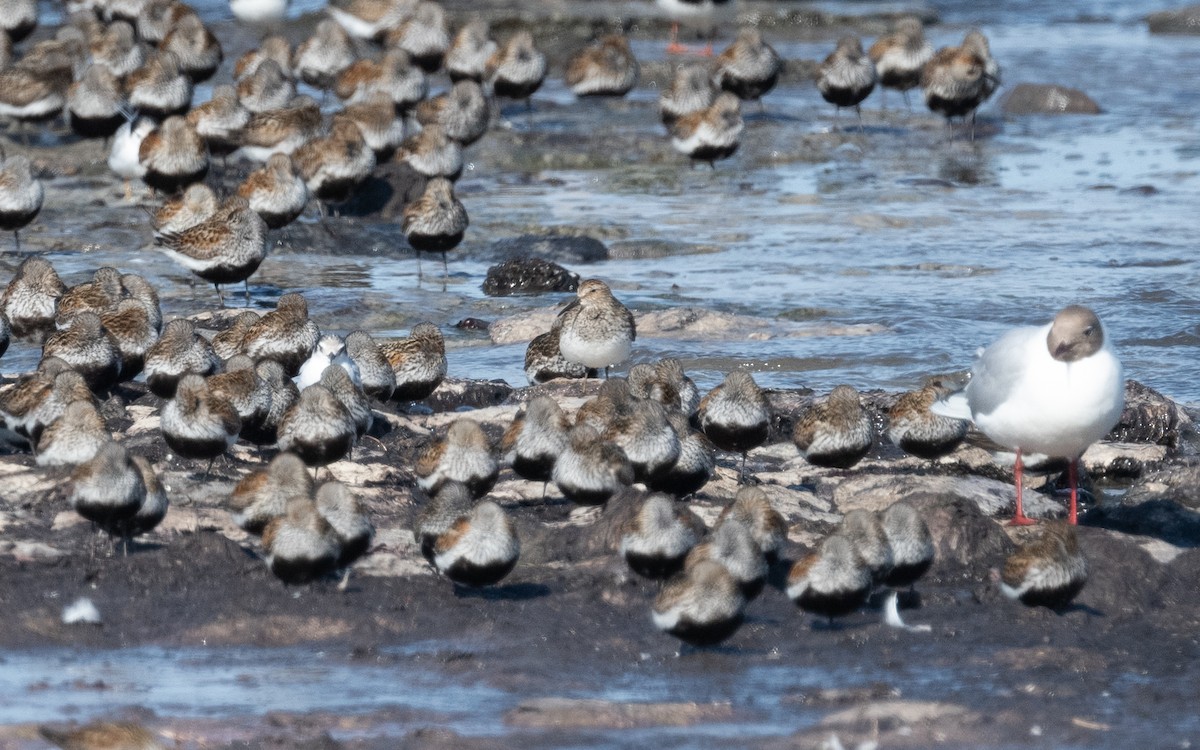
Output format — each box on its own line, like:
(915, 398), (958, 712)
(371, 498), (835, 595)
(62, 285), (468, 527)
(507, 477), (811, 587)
(933, 305), (1123, 526)
(295, 334), (361, 391)
(107, 118), (155, 200)
(230, 0), (288, 23)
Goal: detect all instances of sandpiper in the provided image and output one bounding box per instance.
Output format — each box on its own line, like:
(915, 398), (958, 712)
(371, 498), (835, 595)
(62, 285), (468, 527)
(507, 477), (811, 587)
(240, 292), (320, 376)
(344, 330), (396, 401)
(42, 311), (122, 393)
(139, 116), (210, 193)
(553, 423), (634, 505)
(2, 366), (94, 446)
(716, 485), (786, 561)
(670, 91), (743, 167)
(316, 480), (374, 567)
(501, 394), (570, 484)
(230, 451), (314, 534)
(1, 257), (62, 341)
(213, 309), (259, 358)
(838, 509), (893, 585)
(92, 21), (144, 78)
(186, 84), (251, 159)
(292, 19), (355, 90)
(603, 397), (680, 484)
(629, 357), (699, 416)
(153, 183), (218, 237)
(39, 721), (166, 750)
(921, 31), (999, 135)
(685, 517), (767, 599)
(70, 441), (166, 542)
(120, 273), (163, 332)
(137, 0), (194, 44)
(160, 373), (241, 467)
(336, 49), (428, 109)
(67, 65), (126, 139)
(432, 500), (520, 588)
(523, 319), (595, 384)
(879, 501), (934, 591)
(932, 305), (1123, 525)
(385, 1), (450, 73)
(486, 31), (546, 106)
(277, 384), (357, 467)
(155, 196), (269, 306)
(887, 380), (968, 459)
(792, 384), (873, 469)
(556, 279), (635, 377)
(234, 95), (323, 162)
(143, 318), (220, 398)
(652, 559), (745, 648)
(237, 58), (296, 114)
(36, 400), (110, 468)
(445, 19), (495, 82)
(262, 495), (341, 584)
(620, 492), (704, 579)
(575, 377), (633, 434)
(414, 79), (488, 145)
(236, 153), (308, 229)
(402, 177), (468, 272)
(659, 63), (716, 128)
(0, 66), (69, 130)
(56, 266), (124, 324)
(319, 363), (372, 441)
(1000, 523), (1088, 609)
(817, 36), (877, 125)
(647, 409), (714, 497)
(415, 480), (474, 562)
(100, 299), (160, 379)
(565, 35), (639, 98)
(964, 30), (1000, 105)
(787, 533), (872, 625)
(235, 36), (293, 81)
(108, 118), (156, 199)
(0, 154), (44, 251)
(380, 322), (446, 401)
(293, 114), (377, 205)
(125, 50), (193, 119)
(868, 17), (933, 109)
(714, 28), (782, 103)
(342, 92), (407, 159)
(160, 13), (222, 82)
(328, 0), (413, 42)
(207, 355), (271, 439)
(416, 418), (498, 498)
(698, 370), (769, 479)
(396, 124), (463, 182)
(252, 359), (298, 444)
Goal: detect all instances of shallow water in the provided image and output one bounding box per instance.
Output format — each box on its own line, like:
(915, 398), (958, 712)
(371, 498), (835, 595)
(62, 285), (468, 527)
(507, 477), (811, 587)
(6, 1), (1200, 404)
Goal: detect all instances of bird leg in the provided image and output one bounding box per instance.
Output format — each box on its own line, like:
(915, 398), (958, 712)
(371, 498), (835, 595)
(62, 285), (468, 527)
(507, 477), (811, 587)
(1068, 458), (1079, 525)
(1010, 448), (1036, 525)
(666, 23), (688, 55)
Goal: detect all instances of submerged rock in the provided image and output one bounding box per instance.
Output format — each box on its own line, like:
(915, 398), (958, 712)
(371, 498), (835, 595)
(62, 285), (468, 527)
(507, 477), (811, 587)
(1000, 83), (1101, 115)
(482, 258), (579, 296)
(1147, 5), (1200, 34)
(487, 235), (609, 264)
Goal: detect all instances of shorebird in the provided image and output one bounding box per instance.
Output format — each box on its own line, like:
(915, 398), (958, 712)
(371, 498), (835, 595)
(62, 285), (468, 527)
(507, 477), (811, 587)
(817, 36), (877, 127)
(787, 533), (872, 626)
(653, 559), (745, 647)
(445, 19), (496, 83)
(230, 451), (314, 534)
(415, 480), (475, 562)
(292, 19), (356, 91)
(0, 0), (37, 43)
(414, 79), (488, 145)
(386, 1), (450, 73)
(319, 363), (372, 442)
(343, 330), (396, 401)
(56, 266), (123, 323)
(879, 501), (934, 591)
(713, 28), (782, 103)
(67, 65), (126, 139)
(838, 509), (893, 585)
(160, 373), (241, 469)
(36, 399), (110, 468)
(92, 21), (145, 79)
(138, 116), (210, 194)
(602, 397), (680, 484)
(1, 257), (62, 341)
(396, 123), (463, 180)
(565, 35), (639, 98)
(553, 423), (634, 505)
(868, 17), (933, 109)
(659, 63), (716, 128)
(792, 385), (873, 469)
(932, 305), (1123, 525)
(42, 311), (122, 393)
(327, 0), (412, 42)
(108, 118), (156, 200)
(240, 292), (320, 376)
(237, 59), (295, 114)
(336, 49), (427, 110)
(153, 183), (218, 236)
(70, 441), (167, 545)
(380, 322), (446, 401)
(501, 394), (570, 484)
(716, 485), (786, 562)
(1000, 522), (1088, 609)
(486, 31), (546, 107)
(143, 318), (221, 398)
(402, 177), (468, 279)
(234, 95), (323, 162)
(207, 355), (272, 440)
(277, 384), (357, 467)
(556, 279), (636, 377)
(293, 115), (377, 206)
(669, 91), (743, 167)
(341, 92), (407, 159)
(155, 196), (268, 305)
(187, 84), (251, 159)
(315, 480), (374, 568)
(160, 13), (222, 83)
(0, 153), (44, 251)
(251, 359), (299, 444)
(262, 495), (341, 584)
(296, 334), (358, 391)
(698, 370), (769, 480)
(431, 500), (520, 587)
(0, 362), (89, 447)
(887, 380), (968, 459)
(647, 409), (714, 497)
(620, 492), (705, 579)
(685, 517), (768, 599)
(125, 51), (193, 119)
(416, 418), (499, 498)
(657, 0), (735, 56)
(236, 153), (309, 229)
(102, 299), (160, 381)
(921, 30), (1000, 138)
(524, 319), (595, 384)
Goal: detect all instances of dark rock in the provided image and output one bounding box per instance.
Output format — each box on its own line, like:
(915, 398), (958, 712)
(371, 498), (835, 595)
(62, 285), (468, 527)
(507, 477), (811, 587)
(482, 258), (580, 297)
(607, 240), (720, 260)
(1088, 461), (1200, 545)
(1119, 459), (1200, 510)
(371, 162), (430, 219)
(1147, 5), (1200, 33)
(488, 235), (609, 264)
(1109, 380), (1196, 452)
(423, 377), (514, 412)
(454, 318), (490, 331)
(906, 493), (1016, 571)
(1074, 527), (1176, 614)
(1000, 83), (1101, 115)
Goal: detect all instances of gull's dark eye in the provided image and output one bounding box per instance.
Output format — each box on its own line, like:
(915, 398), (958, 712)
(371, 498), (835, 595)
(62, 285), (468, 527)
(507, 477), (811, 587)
(1083, 326), (1094, 337)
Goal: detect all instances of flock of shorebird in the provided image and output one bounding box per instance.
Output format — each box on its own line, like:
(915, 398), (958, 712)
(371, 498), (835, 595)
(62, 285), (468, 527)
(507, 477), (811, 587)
(0, 244), (1117, 646)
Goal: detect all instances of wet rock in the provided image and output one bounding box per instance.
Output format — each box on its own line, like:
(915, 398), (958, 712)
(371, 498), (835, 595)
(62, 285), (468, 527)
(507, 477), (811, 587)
(905, 492), (1016, 569)
(423, 377), (514, 412)
(833, 473), (1062, 523)
(819, 700), (979, 730)
(505, 697), (734, 729)
(1147, 5), (1200, 34)
(1073, 527), (1175, 614)
(1108, 380), (1196, 452)
(367, 161), (429, 219)
(1089, 459), (1200, 545)
(487, 235), (610, 265)
(782, 683), (901, 707)
(1122, 459), (1200, 509)
(1080, 441), (1166, 480)
(607, 240), (721, 259)
(1000, 83), (1101, 115)
(482, 258), (579, 297)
